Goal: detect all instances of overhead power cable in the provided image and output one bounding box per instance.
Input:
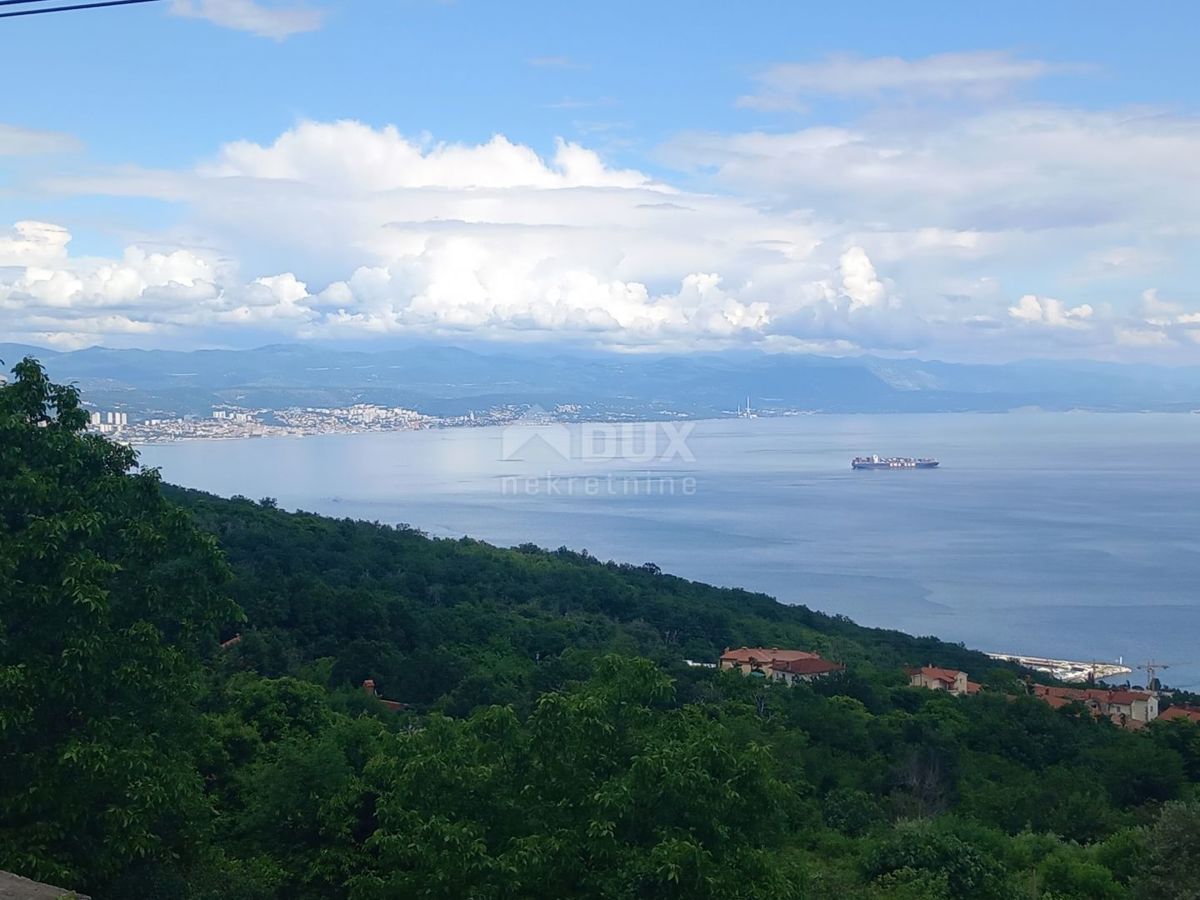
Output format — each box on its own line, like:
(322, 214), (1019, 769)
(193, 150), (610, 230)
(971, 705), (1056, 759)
(0, 0), (163, 19)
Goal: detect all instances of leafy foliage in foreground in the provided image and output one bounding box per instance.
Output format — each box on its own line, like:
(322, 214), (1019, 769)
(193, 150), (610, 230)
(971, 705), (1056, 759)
(3, 358), (1200, 899)
(0, 359), (237, 885)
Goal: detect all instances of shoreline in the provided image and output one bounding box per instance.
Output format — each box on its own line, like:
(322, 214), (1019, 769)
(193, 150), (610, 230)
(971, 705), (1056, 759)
(138, 417), (1195, 691)
(111, 406), (1200, 447)
(985, 652), (1133, 684)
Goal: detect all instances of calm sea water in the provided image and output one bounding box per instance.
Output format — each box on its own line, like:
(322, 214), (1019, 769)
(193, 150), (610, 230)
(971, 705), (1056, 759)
(139, 414), (1200, 689)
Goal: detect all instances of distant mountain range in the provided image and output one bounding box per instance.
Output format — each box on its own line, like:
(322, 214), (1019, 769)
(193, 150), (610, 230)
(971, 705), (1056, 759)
(4, 342), (1200, 418)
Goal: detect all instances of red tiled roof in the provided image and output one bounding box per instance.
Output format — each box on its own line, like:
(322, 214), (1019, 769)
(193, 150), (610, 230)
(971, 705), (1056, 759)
(1160, 706), (1200, 723)
(720, 647), (821, 665)
(966, 681), (982, 695)
(775, 658), (846, 676)
(911, 666), (965, 684)
(1035, 685), (1151, 705)
(1032, 684), (1154, 728)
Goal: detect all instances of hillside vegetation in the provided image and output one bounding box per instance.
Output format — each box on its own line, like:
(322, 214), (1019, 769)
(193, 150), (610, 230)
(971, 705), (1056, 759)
(3, 358), (1200, 900)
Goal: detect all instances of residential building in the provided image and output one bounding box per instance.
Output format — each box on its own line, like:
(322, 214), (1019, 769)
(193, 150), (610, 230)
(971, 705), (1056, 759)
(1032, 685), (1159, 726)
(719, 647), (844, 684)
(771, 656), (846, 684)
(1156, 705), (1200, 724)
(907, 666), (981, 696)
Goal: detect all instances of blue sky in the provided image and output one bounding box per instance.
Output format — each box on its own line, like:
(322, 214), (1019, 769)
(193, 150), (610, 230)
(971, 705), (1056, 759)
(3, 0), (1200, 360)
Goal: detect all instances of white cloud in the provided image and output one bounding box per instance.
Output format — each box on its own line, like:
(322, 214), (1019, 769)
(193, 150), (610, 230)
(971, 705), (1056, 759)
(738, 51), (1061, 109)
(839, 246), (888, 311)
(0, 125), (79, 156)
(0, 227), (318, 346)
(1140, 288), (1182, 325)
(16, 108), (1200, 360)
(0, 216), (783, 348)
(0, 221), (71, 267)
(202, 121), (654, 190)
(169, 0), (324, 39)
(315, 264), (771, 342)
(3, 241), (217, 311)
(662, 93), (1200, 361)
(665, 107), (1200, 237)
(1008, 294), (1093, 328)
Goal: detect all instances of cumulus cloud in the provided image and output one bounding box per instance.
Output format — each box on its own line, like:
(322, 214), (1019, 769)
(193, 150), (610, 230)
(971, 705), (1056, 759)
(0, 221), (71, 267)
(0, 224), (323, 346)
(738, 51), (1061, 109)
(1008, 295), (1094, 328)
(169, 0), (324, 39)
(314, 261), (771, 342)
(16, 106), (1200, 360)
(202, 121), (653, 190)
(838, 247), (888, 311)
(2, 234), (218, 313)
(0, 219), (780, 349)
(663, 92), (1200, 360)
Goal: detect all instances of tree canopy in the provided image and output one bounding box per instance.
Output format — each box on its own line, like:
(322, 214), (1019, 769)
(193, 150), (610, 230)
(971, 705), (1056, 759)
(3, 358), (1199, 899)
(0, 359), (237, 886)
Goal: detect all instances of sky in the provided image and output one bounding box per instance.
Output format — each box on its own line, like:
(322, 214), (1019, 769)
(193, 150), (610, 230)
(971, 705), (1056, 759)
(2, 0), (1200, 362)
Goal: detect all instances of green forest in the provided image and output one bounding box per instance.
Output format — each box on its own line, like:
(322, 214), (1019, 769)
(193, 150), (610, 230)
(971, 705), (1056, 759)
(3, 358), (1200, 900)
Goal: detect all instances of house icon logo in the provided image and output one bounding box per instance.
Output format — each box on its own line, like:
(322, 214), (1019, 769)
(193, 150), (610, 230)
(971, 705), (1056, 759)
(501, 406), (573, 462)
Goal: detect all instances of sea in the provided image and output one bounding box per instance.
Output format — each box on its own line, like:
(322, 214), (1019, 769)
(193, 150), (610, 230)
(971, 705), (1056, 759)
(139, 413), (1200, 690)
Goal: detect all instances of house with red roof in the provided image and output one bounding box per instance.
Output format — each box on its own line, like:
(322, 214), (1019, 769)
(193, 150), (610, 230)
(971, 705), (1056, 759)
(1032, 684), (1158, 726)
(1158, 705), (1200, 724)
(907, 665), (980, 696)
(719, 647), (845, 685)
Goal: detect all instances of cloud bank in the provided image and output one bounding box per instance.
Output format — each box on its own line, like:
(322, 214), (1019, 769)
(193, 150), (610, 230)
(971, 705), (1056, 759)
(5, 51), (1200, 359)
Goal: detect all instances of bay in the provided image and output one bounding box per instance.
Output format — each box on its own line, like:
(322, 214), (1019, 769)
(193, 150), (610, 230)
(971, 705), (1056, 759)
(139, 412), (1200, 689)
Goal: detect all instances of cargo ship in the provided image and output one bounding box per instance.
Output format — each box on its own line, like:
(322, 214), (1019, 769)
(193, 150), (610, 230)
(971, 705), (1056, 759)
(852, 454), (939, 470)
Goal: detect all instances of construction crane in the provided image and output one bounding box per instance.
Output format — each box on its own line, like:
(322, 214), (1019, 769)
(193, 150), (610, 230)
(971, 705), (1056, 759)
(1137, 660), (1171, 692)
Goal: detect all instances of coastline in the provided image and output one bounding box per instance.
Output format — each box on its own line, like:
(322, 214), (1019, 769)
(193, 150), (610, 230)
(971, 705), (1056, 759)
(107, 405), (1184, 448)
(985, 652), (1133, 684)
(138, 415), (1199, 691)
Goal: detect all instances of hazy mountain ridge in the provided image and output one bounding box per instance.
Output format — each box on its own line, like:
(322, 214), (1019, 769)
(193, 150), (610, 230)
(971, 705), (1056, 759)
(3, 342), (1200, 418)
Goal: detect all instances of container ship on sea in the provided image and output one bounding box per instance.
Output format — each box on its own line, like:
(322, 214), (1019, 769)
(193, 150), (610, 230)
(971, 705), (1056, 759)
(852, 454), (939, 470)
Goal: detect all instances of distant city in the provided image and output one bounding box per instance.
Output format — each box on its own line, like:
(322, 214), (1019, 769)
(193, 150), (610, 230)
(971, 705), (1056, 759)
(10, 343), (1200, 430)
(84, 401), (676, 443)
